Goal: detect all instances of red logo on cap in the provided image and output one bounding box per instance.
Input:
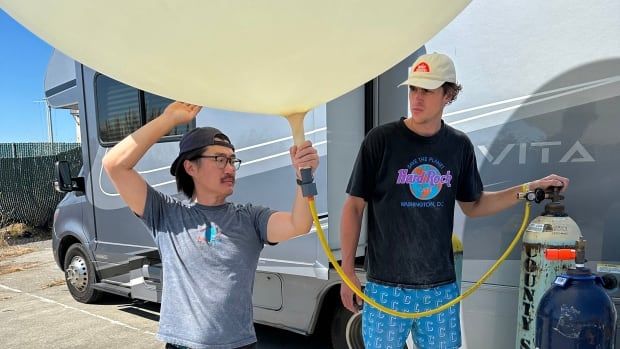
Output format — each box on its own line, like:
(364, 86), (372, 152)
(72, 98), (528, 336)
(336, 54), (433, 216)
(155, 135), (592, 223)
(413, 62), (430, 73)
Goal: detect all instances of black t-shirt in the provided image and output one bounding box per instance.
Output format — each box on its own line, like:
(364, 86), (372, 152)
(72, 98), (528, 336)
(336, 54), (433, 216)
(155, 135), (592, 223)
(346, 118), (482, 288)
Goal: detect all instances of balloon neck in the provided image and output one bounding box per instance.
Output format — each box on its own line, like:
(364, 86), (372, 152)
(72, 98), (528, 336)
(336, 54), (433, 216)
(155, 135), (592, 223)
(285, 112), (308, 146)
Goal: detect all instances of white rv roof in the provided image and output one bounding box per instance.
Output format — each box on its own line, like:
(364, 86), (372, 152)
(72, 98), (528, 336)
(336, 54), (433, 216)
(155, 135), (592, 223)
(44, 49), (78, 109)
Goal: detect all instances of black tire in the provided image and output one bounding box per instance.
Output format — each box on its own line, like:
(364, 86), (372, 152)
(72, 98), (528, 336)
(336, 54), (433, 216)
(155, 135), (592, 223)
(335, 305), (408, 349)
(63, 243), (103, 303)
(343, 311), (364, 349)
(329, 303), (362, 349)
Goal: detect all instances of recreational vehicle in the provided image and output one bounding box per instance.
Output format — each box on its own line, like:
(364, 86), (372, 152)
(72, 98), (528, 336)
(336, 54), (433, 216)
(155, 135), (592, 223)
(48, 2), (619, 348)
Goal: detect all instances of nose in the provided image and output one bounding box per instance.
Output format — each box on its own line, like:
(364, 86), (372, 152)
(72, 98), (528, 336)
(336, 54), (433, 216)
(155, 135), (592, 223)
(410, 89), (424, 101)
(224, 159), (236, 172)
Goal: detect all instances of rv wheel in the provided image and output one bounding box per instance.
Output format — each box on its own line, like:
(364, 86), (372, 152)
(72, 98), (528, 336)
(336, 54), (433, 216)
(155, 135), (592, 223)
(343, 311), (364, 349)
(328, 303), (359, 349)
(342, 310), (409, 349)
(63, 243), (102, 303)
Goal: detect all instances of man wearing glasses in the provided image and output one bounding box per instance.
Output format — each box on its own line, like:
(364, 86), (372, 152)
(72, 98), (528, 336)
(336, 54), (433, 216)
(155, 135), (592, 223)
(102, 102), (319, 349)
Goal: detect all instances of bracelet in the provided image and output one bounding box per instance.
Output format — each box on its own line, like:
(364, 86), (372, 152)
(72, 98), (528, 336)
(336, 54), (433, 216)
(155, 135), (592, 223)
(296, 178), (303, 185)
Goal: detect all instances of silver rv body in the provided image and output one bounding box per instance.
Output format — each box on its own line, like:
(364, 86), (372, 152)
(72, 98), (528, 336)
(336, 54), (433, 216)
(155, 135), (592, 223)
(49, 1), (619, 347)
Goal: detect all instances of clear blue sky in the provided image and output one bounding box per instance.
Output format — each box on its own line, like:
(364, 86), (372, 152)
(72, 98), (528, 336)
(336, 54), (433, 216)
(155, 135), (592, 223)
(0, 9), (76, 143)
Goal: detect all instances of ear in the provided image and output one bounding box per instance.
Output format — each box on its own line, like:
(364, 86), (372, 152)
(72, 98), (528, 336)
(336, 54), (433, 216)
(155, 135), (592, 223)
(442, 91), (452, 106)
(184, 159), (197, 177)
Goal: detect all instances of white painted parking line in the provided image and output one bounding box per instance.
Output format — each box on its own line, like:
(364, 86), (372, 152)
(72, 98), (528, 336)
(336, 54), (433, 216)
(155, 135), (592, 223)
(0, 283), (156, 336)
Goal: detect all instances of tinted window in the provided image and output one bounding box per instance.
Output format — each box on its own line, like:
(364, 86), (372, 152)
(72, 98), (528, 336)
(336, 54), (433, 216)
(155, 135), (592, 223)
(96, 76), (140, 143)
(96, 75), (195, 144)
(144, 92), (194, 137)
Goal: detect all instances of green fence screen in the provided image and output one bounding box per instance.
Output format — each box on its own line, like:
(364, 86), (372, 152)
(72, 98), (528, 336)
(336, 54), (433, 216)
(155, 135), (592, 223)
(0, 143), (82, 228)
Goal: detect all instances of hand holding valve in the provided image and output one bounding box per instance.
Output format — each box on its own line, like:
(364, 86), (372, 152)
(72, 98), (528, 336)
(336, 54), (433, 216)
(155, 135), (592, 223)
(518, 186), (565, 204)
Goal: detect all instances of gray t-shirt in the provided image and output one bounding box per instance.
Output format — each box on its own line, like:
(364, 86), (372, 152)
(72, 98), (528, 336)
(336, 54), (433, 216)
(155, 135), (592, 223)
(140, 185), (275, 348)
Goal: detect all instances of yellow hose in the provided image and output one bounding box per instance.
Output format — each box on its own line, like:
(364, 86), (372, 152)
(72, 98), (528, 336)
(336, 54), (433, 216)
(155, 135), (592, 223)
(308, 197), (531, 319)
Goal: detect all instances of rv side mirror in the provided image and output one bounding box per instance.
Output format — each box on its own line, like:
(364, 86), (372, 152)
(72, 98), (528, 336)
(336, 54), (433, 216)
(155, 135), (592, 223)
(54, 161), (73, 192)
(54, 161), (84, 193)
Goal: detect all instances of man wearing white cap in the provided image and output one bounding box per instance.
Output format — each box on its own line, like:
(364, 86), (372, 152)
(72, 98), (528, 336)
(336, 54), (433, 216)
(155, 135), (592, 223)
(339, 53), (569, 348)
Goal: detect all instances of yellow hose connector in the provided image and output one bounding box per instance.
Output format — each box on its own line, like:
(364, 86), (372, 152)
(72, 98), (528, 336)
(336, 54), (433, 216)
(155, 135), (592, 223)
(308, 196), (531, 319)
(452, 234), (464, 253)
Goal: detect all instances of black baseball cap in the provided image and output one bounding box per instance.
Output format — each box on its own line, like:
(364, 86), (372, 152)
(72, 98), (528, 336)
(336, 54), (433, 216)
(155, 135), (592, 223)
(170, 127), (234, 176)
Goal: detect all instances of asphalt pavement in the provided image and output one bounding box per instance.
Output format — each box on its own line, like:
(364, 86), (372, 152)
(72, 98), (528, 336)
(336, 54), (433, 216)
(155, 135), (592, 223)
(0, 240), (329, 349)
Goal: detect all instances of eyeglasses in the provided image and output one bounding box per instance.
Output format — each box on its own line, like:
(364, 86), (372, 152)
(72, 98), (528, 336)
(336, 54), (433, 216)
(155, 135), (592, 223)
(195, 155), (242, 170)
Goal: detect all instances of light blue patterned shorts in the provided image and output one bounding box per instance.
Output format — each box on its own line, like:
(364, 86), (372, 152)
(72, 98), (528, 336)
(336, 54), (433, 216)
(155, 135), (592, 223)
(362, 281), (461, 349)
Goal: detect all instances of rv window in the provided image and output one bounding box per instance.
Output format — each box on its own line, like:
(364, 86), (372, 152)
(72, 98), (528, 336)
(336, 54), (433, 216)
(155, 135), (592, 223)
(144, 92), (195, 137)
(96, 75), (196, 145)
(96, 75), (141, 143)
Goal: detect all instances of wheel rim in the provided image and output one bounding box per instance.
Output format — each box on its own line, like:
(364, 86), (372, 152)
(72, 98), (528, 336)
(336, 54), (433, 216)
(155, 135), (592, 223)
(345, 311), (364, 349)
(66, 255), (88, 292)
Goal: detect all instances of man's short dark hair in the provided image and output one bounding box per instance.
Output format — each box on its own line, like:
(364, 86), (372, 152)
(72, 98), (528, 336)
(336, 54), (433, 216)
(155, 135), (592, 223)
(174, 135), (234, 198)
(174, 147), (207, 198)
(442, 82), (463, 105)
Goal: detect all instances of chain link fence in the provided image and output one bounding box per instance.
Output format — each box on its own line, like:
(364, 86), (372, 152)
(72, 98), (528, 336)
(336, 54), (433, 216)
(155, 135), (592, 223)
(0, 143), (82, 228)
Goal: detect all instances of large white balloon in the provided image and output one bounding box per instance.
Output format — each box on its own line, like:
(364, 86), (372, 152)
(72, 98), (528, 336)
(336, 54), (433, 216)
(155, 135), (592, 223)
(1, 1), (469, 116)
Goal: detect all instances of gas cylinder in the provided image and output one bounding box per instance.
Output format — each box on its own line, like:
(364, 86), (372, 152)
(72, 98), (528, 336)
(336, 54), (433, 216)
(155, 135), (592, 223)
(535, 239), (617, 349)
(516, 187), (583, 349)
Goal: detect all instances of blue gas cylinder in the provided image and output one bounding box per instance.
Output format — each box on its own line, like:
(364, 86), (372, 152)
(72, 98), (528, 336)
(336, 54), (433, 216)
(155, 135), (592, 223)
(535, 267), (617, 348)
